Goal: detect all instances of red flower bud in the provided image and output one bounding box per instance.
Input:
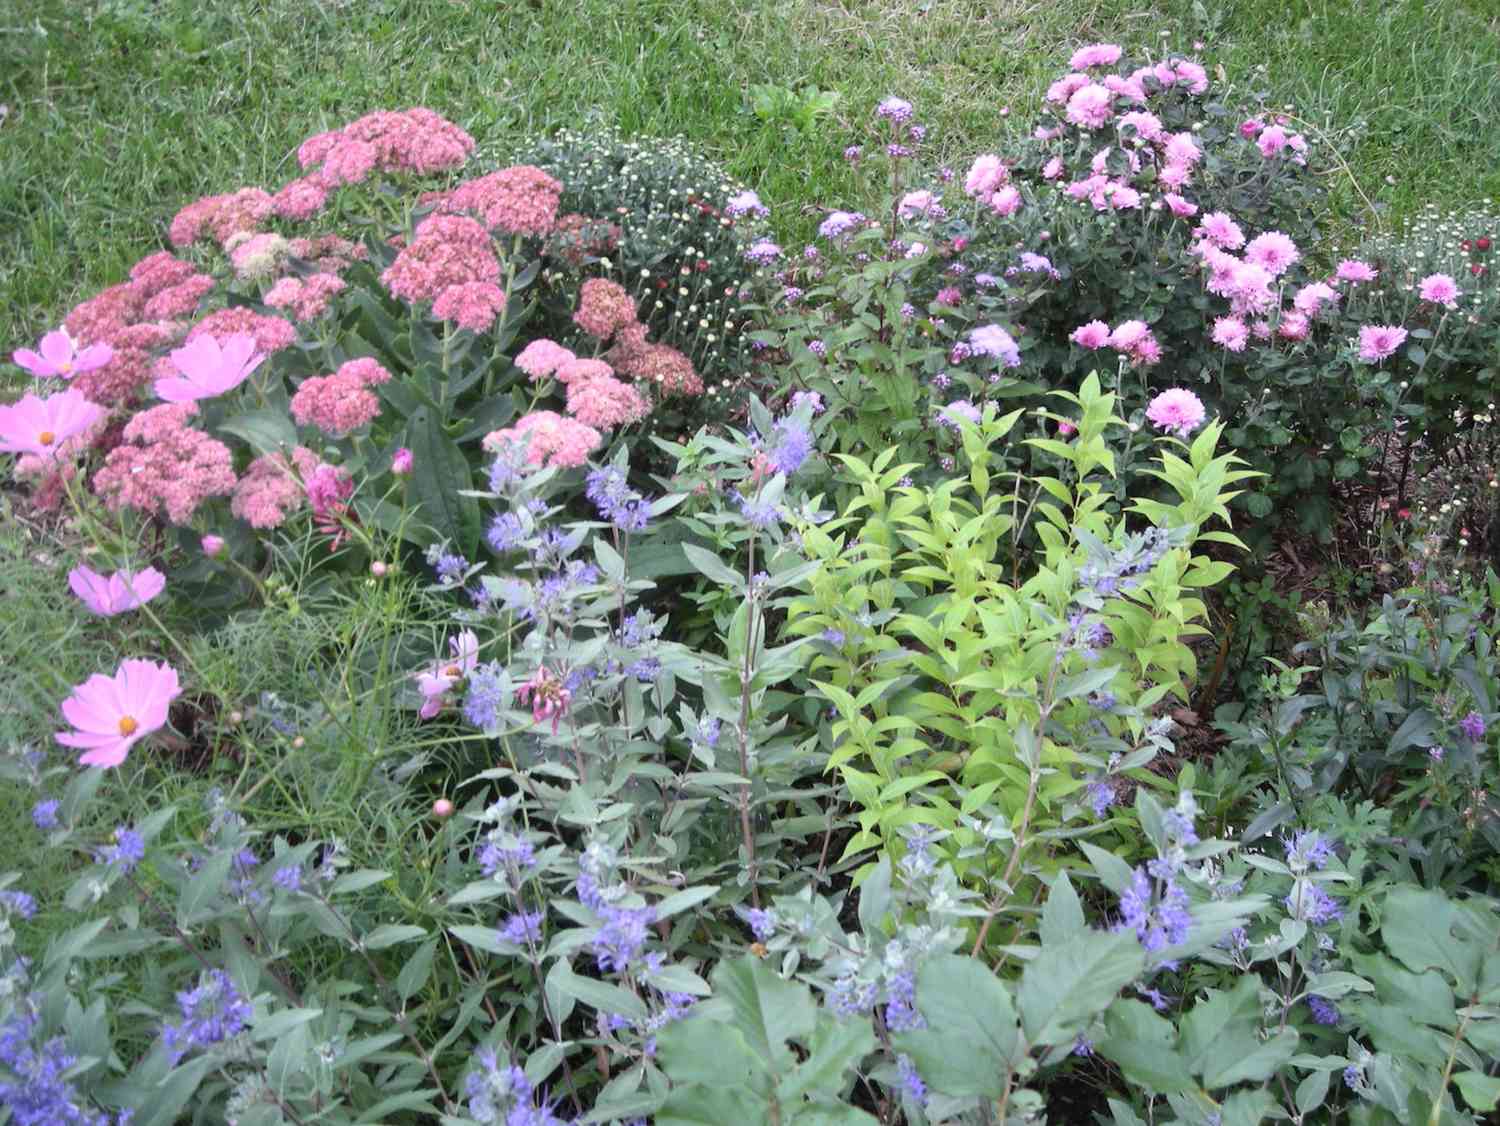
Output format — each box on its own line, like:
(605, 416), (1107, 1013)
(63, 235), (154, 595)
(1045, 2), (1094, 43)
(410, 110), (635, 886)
(1478, 236), (1492, 251)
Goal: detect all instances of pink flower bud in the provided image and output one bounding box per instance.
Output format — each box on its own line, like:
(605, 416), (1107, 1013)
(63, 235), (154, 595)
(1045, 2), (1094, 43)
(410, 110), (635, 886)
(201, 534), (226, 558)
(391, 447), (413, 475)
(432, 798), (454, 819)
(371, 561), (388, 577)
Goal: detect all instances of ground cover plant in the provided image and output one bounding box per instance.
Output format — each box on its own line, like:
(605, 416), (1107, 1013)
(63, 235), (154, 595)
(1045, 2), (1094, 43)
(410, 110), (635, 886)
(4, 5), (1500, 1125)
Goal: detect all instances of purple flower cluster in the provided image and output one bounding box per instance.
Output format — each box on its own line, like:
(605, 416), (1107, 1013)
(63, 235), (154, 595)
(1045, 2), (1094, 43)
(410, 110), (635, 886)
(1284, 831), (1335, 871)
(1460, 711), (1487, 741)
(0, 1007), (127, 1126)
(161, 969), (253, 1063)
(464, 1049), (569, 1126)
(1284, 881), (1342, 926)
(1305, 995), (1340, 1025)
(744, 908), (777, 941)
(98, 826), (144, 873)
(755, 417), (813, 476)
(585, 466), (650, 533)
(499, 911), (545, 947)
(478, 833), (536, 881)
(1119, 866), (1192, 952)
(593, 905), (656, 973)
(29, 801), (59, 831)
(1079, 526), (1171, 598)
(895, 1054), (927, 1106)
(487, 512), (525, 554)
(463, 662), (510, 729)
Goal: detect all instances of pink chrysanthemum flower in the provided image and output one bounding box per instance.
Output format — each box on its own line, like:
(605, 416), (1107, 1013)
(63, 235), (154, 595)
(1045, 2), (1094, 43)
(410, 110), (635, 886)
(155, 333), (264, 403)
(482, 410), (601, 469)
(989, 186), (1022, 216)
(1109, 320), (1163, 367)
(1196, 212), (1246, 250)
(1110, 185), (1142, 210)
(1172, 60), (1209, 94)
(415, 630), (480, 719)
(1336, 259), (1378, 284)
(1045, 73), (1090, 105)
(566, 374), (651, 429)
(1292, 282), (1339, 316)
(264, 273), (347, 322)
(1228, 262), (1277, 315)
(1418, 272), (1461, 307)
(1243, 231), (1300, 277)
(1069, 320), (1112, 350)
(272, 177), (330, 221)
(57, 658), (181, 768)
(1146, 388), (1207, 437)
(13, 330), (114, 380)
(1102, 73), (1147, 103)
(964, 154), (1008, 198)
(93, 402), (237, 524)
(1118, 111), (1165, 142)
(897, 190), (938, 218)
(1158, 162), (1193, 190)
(1277, 311), (1311, 341)
(1211, 316), (1250, 352)
(290, 370), (382, 437)
(231, 449), (317, 529)
(0, 390), (106, 459)
(1164, 193), (1198, 218)
(188, 308), (297, 354)
(436, 165), (565, 237)
(1163, 132), (1202, 167)
(573, 278), (639, 340)
(168, 187), (274, 248)
(1357, 324), (1408, 363)
(1070, 43), (1123, 69)
(515, 339), (577, 380)
(1065, 83), (1115, 129)
(68, 565), (166, 616)
(1042, 156), (1065, 180)
(381, 214), (501, 304)
(432, 281), (508, 333)
(1257, 125), (1289, 158)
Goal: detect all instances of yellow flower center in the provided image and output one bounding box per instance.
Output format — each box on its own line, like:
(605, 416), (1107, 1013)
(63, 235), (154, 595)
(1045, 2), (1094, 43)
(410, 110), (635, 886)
(443, 664), (461, 678)
(38, 431), (55, 446)
(59, 361), (72, 374)
(118, 715), (138, 736)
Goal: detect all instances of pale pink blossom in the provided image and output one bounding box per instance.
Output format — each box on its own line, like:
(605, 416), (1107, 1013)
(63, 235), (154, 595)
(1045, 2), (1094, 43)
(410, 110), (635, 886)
(1227, 262), (1278, 315)
(515, 339), (577, 380)
(391, 447), (413, 475)
(201, 534), (226, 557)
(272, 178), (329, 221)
(1046, 73), (1091, 105)
(0, 390), (106, 459)
(1358, 324), (1408, 363)
(1158, 162), (1193, 190)
(13, 330), (114, 380)
(1196, 212), (1246, 250)
(1042, 156), (1065, 180)
(381, 214), (501, 304)
(1163, 193), (1198, 217)
(68, 565), (166, 616)
(141, 274), (216, 320)
(516, 666), (571, 734)
(969, 324), (1021, 367)
(290, 371), (381, 437)
(1065, 83), (1115, 129)
(155, 333), (264, 402)
(1117, 111), (1165, 142)
(1418, 272), (1460, 307)
(1109, 320), (1163, 366)
(989, 186), (1023, 216)
(1336, 259), (1378, 284)
(1172, 60), (1209, 94)
(433, 165), (563, 236)
(1211, 316), (1249, 352)
(1163, 132), (1202, 167)
(573, 278), (638, 339)
(1243, 231), (1300, 277)
(555, 358), (615, 386)
(1293, 282), (1339, 316)
(1110, 185), (1142, 210)
(1146, 388), (1206, 436)
(415, 630), (480, 719)
(231, 449), (314, 529)
(1070, 43), (1123, 69)
(964, 154), (1007, 198)
(481, 410), (601, 469)
(227, 232), (290, 280)
(1070, 320), (1112, 349)
(168, 187), (274, 248)
(264, 273), (347, 322)
(566, 375), (651, 429)
(1257, 125), (1290, 158)
(92, 403), (237, 524)
(339, 357), (391, 386)
(188, 308), (297, 354)
(1277, 311), (1310, 340)
(57, 658), (181, 768)
(432, 281), (508, 332)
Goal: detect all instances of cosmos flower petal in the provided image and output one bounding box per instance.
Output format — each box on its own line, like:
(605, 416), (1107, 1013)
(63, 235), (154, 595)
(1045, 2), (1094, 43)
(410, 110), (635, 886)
(39, 330), (75, 367)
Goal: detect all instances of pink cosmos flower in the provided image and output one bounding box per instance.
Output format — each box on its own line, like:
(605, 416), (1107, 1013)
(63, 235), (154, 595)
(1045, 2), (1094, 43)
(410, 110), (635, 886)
(1070, 320), (1112, 349)
(1336, 259), (1378, 283)
(964, 154), (1007, 198)
(1418, 272), (1460, 307)
(1146, 388), (1207, 437)
(1358, 324), (1408, 363)
(0, 390), (106, 459)
(415, 630), (479, 719)
(1196, 212), (1246, 250)
(989, 186), (1023, 217)
(1066, 83), (1115, 129)
(155, 333), (264, 402)
(68, 565), (166, 616)
(1211, 316), (1250, 352)
(1070, 43), (1123, 69)
(1243, 231), (1300, 277)
(56, 658), (181, 768)
(13, 330), (114, 380)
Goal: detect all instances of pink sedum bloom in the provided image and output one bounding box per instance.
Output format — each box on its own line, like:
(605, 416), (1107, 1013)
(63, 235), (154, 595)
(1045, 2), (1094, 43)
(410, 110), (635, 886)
(1146, 388), (1207, 437)
(1418, 272), (1461, 307)
(415, 630), (479, 719)
(1358, 324), (1408, 363)
(57, 658), (181, 769)
(515, 339), (577, 380)
(0, 390), (106, 459)
(14, 330), (114, 380)
(566, 375), (651, 430)
(155, 333), (264, 402)
(482, 410), (601, 470)
(68, 565), (166, 616)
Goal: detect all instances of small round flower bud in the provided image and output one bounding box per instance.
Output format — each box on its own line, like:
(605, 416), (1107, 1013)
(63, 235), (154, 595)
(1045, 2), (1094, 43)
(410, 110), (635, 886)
(227, 710), (243, 725)
(371, 561), (388, 577)
(432, 798), (455, 819)
(292, 736), (306, 749)
(201, 534), (226, 558)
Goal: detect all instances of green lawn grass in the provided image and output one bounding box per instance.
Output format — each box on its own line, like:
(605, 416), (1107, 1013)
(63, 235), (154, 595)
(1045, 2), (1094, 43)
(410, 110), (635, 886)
(5, 0), (1497, 350)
